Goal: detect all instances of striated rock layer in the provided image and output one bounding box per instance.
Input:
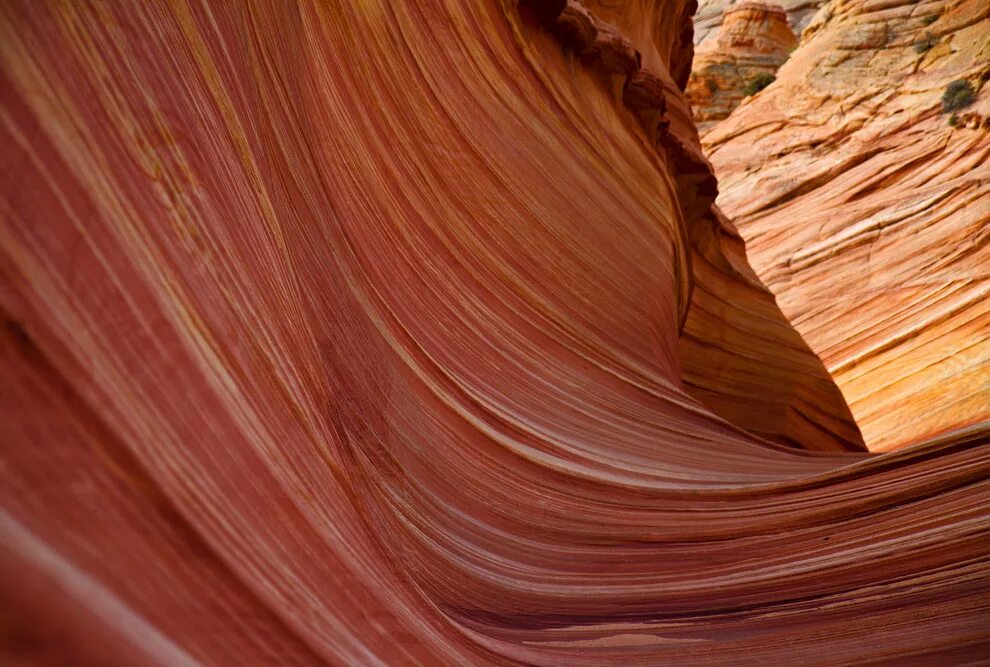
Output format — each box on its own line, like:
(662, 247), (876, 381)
(694, 0), (825, 46)
(0, 0), (987, 665)
(687, 2), (798, 134)
(706, 0), (990, 452)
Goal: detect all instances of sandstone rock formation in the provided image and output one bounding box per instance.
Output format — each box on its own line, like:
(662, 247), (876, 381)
(1, 0), (987, 665)
(694, 0), (825, 46)
(687, 2), (798, 133)
(705, 0), (990, 452)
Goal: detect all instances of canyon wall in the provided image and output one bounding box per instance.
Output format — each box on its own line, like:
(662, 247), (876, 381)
(687, 2), (798, 133)
(1, 0), (987, 665)
(694, 0), (825, 46)
(706, 0), (990, 451)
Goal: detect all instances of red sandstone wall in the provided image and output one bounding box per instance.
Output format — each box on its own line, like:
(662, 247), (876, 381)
(1, 1), (987, 664)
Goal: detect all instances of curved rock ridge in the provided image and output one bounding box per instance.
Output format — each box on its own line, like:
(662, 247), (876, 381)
(530, 0), (863, 450)
(705, 0), (990, 452)
(694, 0), (825, 46)
(687, 2), (798, 134)
(0, 1), (987, 665)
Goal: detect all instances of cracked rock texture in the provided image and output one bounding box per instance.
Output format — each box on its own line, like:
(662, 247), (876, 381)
(706, 0), (990, 451)
(0, 0), (987, 665)
(687, 2), (798, 133)
(694, 0), (825, 46)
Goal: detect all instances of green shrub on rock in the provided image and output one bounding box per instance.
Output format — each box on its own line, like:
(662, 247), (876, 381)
(942, 80), (975, 113)
(914, 33), (937, 53)
(743, 73), (776, 97)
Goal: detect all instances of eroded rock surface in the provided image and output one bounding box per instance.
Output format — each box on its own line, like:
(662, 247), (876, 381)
(706, 0), (990, 451)
(0, 0), (987, 664)
(687, 2), (798, 134)
(695, 0), (825, 46)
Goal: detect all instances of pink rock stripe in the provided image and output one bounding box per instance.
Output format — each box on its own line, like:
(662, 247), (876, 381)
(1, 1), (987, 664)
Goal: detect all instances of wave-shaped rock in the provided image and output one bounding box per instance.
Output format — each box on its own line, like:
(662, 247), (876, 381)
(0, 0), (986, 664)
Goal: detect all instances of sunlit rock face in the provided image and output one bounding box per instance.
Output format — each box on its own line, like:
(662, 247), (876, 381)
(687, 2), (798, 134)
(0, 1), (987, 665)
(705, 0), (990, 452)
(694, 0), (825, 46)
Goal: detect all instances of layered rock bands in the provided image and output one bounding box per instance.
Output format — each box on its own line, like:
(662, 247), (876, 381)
(706, 0), (990, 452)
(1, 0), (987, 665)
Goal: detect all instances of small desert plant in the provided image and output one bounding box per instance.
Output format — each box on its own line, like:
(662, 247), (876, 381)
(914, 32), (937, 53)
(948, 113), (959, 127)
(706, 78), (718, 93)
(921, 14), (939, 25)
(942, 79), (975, 113)
(743, 72), (776, 96)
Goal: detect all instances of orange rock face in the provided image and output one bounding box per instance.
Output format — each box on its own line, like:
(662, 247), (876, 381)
(706, 0), (990, 452)
(687, 2), (798, 133)
(0, 1), (987, 665)
(695, 0), (825, 46)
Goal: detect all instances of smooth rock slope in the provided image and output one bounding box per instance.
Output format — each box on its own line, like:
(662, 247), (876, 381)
(1, 0), (987, 664)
